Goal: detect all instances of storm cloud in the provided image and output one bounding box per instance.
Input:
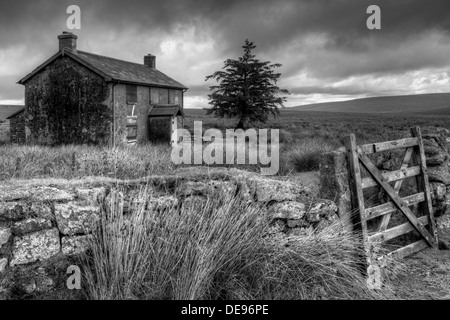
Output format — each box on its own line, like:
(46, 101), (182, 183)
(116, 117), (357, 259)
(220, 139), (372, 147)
(1, 0), (450, 107)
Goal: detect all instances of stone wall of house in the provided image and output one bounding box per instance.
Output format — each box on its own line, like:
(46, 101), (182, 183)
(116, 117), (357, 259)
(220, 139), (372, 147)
(0, 168), (338, 298)
(319, 128), (450, 232)
(24, 56), (112, 145)
(9, 112), (25, 144)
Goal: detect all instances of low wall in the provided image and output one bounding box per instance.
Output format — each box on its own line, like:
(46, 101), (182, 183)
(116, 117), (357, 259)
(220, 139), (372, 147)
(0, 168), (339, 298)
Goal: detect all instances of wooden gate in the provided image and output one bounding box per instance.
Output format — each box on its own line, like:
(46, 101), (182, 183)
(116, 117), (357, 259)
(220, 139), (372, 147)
(345, 126), (438, 270)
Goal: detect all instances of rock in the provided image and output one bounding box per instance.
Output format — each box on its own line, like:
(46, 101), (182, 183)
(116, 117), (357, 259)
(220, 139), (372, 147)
(55, 202), (100, 235)
(177, 182), (207, 196)
(0, 202), (26, 221)
(427, 154), (447, 166)
(12, 218), (53, 236)
(0, 258), (7, 274)
(23, 280), (37, 294)
(287, 219), (309, 228)
(10, 228), (60, 266)
(0, 228), (12, 249)
(437, 214), (450, 230)
(29, 202), (53, 219)
(250, 178), (309, 203)
(62, 235), (92, 255)
(149, 196), (179, 211)
(270, 201), (306, 220)
(430, 183), (447, 202)
(0, 188), (31, 201)
(30, 187), (74, 202)
(182, 196), (207, 210)
(438, 240), (450, 251)
(75, 187), (106, 205)
(306, 201), (338, 223)
(428, 166), (450, 185)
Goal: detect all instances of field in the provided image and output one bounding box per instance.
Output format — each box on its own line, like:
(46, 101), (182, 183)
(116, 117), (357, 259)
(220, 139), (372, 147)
(293, 93), (450, 114)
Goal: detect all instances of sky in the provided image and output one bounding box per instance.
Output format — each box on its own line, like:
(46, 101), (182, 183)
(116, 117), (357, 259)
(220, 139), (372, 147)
(1, 0), (450, 108)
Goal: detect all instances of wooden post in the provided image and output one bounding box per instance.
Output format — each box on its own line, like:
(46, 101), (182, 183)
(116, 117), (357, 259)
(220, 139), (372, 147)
(344, 134), (371, 268)
(411, 126), (438, 247)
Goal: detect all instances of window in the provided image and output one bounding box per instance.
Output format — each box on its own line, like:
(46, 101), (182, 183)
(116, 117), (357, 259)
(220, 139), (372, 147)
(126, 85), (137, 104)
(126, 104), (137, 141)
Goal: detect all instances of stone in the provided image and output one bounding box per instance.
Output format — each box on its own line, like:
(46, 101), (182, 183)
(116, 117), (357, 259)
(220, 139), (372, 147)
(0, 188), (31, 201)
(270, 201), (306, 220)
(305, 201), (338, 223)
(0, 258), (7, 274)
(75, 187), (107, 205)
(29, 202), (53, 219)
(0, 202), (26, 221)
(0, 228), (12, 249)
(430, 183), (447, 202)
(287, 219), (309, 228)
(177, 182), (207, 196)
(182, 196), (207, 210)
(427, 154), (447, 166)
(62, 235), (92, 255)
(30, 187), (74, 202)
(55, 202), (100, 235)
(250, 178), (309, 203)
(428, 166), (450, 185)
(10, 228), (60, 266)
(149, 196), (179, 211)
(12, 218), (53, 236)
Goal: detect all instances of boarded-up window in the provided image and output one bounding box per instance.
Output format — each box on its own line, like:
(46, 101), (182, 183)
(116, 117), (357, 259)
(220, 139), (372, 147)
(126, 104), (137, 140)
(126, 85), (137, 104)
(159, 89), (169, 104)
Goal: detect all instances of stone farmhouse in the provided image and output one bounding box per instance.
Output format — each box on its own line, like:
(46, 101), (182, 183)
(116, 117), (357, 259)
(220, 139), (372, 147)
(9, 32), (187, 146)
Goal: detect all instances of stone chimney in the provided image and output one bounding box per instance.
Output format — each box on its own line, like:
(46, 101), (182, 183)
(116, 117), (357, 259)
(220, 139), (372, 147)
(144, 54), (156, 69)
(58, 32), (77, 51)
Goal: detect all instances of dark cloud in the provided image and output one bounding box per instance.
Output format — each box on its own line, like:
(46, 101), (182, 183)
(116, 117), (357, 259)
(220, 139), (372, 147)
(1, 0), (450, 106)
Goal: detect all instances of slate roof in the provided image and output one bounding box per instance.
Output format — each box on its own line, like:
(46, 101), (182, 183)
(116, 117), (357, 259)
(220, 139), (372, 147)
(6, 107), (25, 119)
(149, 104), (185, 117)
(18, 49), (187, 90)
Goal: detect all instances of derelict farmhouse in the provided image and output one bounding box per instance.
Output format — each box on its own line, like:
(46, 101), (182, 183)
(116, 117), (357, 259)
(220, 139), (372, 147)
(8, 32), (187, 146)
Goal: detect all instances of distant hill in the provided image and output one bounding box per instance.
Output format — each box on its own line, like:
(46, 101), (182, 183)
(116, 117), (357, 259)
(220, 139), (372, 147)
(0, 105), (24, 121)
(293, 93), (450, 114)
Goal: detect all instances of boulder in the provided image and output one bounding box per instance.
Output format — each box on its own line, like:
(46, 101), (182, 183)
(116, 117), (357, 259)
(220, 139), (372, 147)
(11, 218), (53, 236)
(30, 187), (74, 202)
(430, 183), (447, 202)
(75, 187), (107, 205)
(0, 202), (26, 221)
(10, 228), (60, 266)
(62, 235), (92, 255)
(305, 201), (338, 223)
(148, 196), (179, 211)
(249, 177), (309, 203)
(55, 202), (100, 235)
(0, 258), (7, 274)
(269, 201), (306, 220)
(428, 166), (450, 185)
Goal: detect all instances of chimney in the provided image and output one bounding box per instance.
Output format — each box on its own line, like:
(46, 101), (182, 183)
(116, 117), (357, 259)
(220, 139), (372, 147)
(144, 54), (156, 69)
(58, 31), (77, 51)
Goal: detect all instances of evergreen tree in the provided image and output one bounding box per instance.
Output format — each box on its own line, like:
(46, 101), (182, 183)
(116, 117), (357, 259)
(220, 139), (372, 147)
(205, 40), (290, 129)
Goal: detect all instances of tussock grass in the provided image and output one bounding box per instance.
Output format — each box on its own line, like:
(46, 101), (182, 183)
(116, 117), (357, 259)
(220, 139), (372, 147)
(282, 138), (338, 173)
(81, 189), (396, 300)
(0, 144), (174, 180)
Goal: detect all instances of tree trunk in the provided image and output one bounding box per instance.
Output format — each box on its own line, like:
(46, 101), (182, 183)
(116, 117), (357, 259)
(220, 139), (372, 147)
(236, 118), (247, 130)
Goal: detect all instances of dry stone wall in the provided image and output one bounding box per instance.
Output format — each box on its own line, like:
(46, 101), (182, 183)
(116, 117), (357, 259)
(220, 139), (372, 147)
(0, 168), (338, 298)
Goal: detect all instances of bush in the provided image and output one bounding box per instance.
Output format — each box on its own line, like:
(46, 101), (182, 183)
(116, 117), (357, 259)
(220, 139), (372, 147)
(81, 189), (395, 300)
(284, 138), (338, 172)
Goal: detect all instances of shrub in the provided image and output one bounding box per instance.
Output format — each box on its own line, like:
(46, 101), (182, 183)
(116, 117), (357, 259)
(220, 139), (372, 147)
(81, 189), (395, 300)
(285, 138), (338, 172)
